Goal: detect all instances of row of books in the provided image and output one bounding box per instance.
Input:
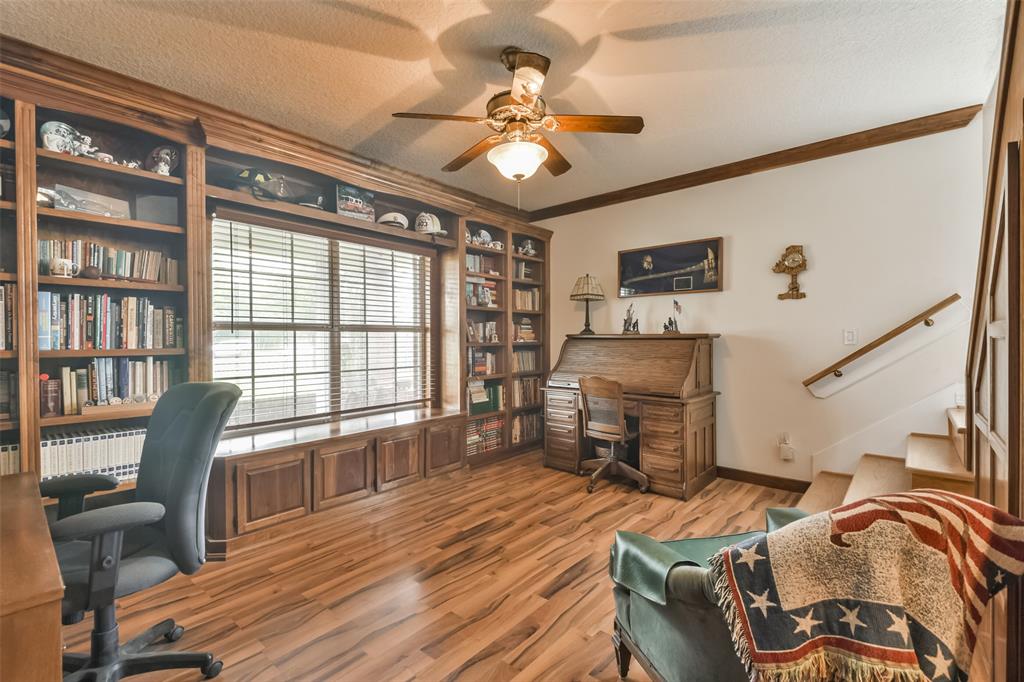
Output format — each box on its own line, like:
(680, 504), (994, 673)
(40, 426), (145, 481)
(466, 277), (499, 308)
(0, 443), (20, 476)
(469, 349), (499, 377)
(465, 253), (501, 276)
(512, 349), (539, 373)
(512, 287), (541, 311)
(512, 376), (542, 408)
(466, 415), (503, 456)
(0, 370), (19, 420)
(39, 239), (181, 285)
(513, 261), (539, 281)
(37, 291), (182, 351)
(468, 379), (504, 415)
(514, 317), (537, 342)
(41, 357), (178, 417)
(511, 413), (543, 445)
(467, 320), (499, 344)
(0, 283), (16, 351)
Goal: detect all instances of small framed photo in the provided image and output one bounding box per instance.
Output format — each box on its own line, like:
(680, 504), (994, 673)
(618, 237), (723, 297)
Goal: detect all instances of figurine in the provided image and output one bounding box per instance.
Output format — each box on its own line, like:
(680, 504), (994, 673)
(517, 239), (537, 257)
(622, 303), (640, 334)
(663, 299), (682, 334)
(73, 134), (99, 159)
(472, 230), (492, 246)
(146, 145), (179, 176)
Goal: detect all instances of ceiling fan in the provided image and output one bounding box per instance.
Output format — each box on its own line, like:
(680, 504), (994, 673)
(393, 47), (644, 183)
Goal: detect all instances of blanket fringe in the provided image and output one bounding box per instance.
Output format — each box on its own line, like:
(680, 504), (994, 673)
(707, 549), (928, 682)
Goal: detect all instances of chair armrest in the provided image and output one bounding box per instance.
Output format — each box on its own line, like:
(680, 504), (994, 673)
(40, 473), (119, 499)
(666, 564), (718, 606)
(49, 502), (165, 542)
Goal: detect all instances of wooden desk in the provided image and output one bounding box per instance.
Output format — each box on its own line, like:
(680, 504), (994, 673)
(1, 473), (64, 680)
(543, 334), (719, 500)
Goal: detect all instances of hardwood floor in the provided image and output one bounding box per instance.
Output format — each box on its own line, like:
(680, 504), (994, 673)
(63, 452), (799, 681)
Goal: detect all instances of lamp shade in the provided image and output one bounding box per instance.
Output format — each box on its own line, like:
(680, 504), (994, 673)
(570, 274), (605, 301)
(487, 140), (548, 181)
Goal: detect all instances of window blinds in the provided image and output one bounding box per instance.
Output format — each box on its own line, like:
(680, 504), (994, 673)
(211, 218), (433, 428)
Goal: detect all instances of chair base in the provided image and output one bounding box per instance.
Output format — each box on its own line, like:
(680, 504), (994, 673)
(581, 443), (649, 494)
(63, 617), (222, 682)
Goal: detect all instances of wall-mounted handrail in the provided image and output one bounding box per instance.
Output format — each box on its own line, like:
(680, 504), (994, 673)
(802, 293), (961, 387)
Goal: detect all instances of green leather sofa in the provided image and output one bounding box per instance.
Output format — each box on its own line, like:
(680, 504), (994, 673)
(608, 508), (807, 681)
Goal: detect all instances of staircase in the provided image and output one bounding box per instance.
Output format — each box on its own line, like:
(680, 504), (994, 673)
(798, 406), (972, 513)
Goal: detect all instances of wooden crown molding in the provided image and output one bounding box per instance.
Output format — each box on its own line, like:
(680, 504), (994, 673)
(530, 104), (983, 222)
(0, 35), (545, 235)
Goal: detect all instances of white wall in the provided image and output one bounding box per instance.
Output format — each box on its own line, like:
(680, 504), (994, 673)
(540, 118), (983, 481)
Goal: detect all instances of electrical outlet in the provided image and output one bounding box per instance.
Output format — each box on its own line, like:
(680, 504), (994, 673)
(843, 329), (858, 345)
(779, 444), (796, 461)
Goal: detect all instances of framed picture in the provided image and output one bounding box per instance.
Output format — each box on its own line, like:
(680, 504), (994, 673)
(618, 236), (722, 297)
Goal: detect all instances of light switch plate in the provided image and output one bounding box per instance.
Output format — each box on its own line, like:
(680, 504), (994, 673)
(843, 329), (858, 345)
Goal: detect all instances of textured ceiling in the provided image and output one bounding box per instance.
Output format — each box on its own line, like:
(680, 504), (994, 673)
(0, 0), (1006, 211)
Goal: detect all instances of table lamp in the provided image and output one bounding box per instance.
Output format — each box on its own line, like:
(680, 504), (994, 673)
(569, 273), (605, 335)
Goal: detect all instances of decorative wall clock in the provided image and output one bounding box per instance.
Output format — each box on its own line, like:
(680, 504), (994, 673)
(772, 245), (807, 299)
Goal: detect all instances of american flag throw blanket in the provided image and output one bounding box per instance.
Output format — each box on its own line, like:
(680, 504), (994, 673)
(708, 490), (1024, 681)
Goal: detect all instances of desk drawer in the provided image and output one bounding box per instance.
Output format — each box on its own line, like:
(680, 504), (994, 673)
(643, 419), (684, 439)
(546, 407), (577, 425)
(545, 422), (576, 442)
(546, 392), (577, 410)
(641, 452), (684, 482)
(643, 437), (683, 458)
(643, 402), (684, 421)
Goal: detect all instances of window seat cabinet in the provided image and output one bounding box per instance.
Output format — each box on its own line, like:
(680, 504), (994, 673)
(205, 412), (465, 560)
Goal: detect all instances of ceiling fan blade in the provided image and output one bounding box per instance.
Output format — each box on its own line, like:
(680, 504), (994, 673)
(535, 136), (571, 176)
(510, 51), (551, 108)
(392, 113), (487, 123)
(545, 115), (645, 134)
(441, 135), (503, 172)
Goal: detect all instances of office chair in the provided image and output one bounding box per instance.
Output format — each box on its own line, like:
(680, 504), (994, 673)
(41, 382), (241, 681)
(579, 376), (649, 494)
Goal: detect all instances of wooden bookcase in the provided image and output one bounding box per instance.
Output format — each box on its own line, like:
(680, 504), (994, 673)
(0, 97), (198, 481)
(463, 220), (550, 464)
(0, 38), (552, 484)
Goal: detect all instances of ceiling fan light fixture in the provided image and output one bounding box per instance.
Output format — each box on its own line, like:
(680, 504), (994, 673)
(487, 140), (548, 181)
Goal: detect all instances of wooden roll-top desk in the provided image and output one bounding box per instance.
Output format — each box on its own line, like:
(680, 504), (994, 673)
(542, 334), (719, 500)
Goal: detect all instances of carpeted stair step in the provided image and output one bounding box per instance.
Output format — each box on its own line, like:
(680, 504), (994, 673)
(905, 432), (973, 495)
(797, 471), (853, 514)
(842, 453), (911, 504)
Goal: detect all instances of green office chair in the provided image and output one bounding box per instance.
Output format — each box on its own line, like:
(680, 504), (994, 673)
(41, 382), (241, 681)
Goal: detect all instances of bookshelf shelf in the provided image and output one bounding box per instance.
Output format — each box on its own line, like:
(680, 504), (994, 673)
(40, 404), (156, 427)
(36, 148), (186, 186)
(512, 340), (541, 346)
(512, 278), (542, 285)
(467, 305), (505, 313)
(36, 275), (185, 293)
(0, 139), (13, 150)
(0, 272), (16, 282)
(0, 200), (15, 211)
(0, 420), (17, 432)
(512, 253), (544, 263)
(206, 185), (457, 249)
(513, 308), (544, 315)
(467, 271), (506, 281)
(466, 244), (505, 256)
(513, 370), (545, 377)
(0, 350), (16, 359)
(467, 409), (504, 420)
(39, 348), (185, 359)
(467, 342), (503, 348)
(468, 373), (506, 381)
(37, 206), (186, 235)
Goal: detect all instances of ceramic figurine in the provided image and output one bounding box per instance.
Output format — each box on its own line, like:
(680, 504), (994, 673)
(518, 239), (537, 257)
(146, 146), (179, 176)
(622, 303), (639, 334)
(663, 299), (682, 334)
(40, 121), (79, 154)
(73, 134), (99, 158)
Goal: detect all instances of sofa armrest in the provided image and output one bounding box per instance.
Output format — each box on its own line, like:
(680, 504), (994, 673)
(610, 530), (701, 605)
(49, 502), (165, 542)
(665, 564), (718, 606)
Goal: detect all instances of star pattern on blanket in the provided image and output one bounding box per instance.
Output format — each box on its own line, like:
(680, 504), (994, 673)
(791, 608), (821, 638)
(837, 603), (866, 635)
(885, 609), (910, 645)
(924, 644), (953, 680)
(734, 543), (764, 571)
(747, 588), (776, 617)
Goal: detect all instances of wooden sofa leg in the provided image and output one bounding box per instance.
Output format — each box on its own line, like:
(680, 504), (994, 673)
(612, 626), (631, 678)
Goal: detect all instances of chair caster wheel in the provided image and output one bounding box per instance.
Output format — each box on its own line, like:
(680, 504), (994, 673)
(586, 484), (595, 494)
(639, 485), (649, 494)
(202, 660), (223, 678)
(165, 625), (184, 642)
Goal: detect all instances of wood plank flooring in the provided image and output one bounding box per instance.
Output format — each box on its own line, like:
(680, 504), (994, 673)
(63, 452), (799, 681)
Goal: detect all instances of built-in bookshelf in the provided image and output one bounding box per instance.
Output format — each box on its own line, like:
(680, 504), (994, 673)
(0, 96), (19, 466)
(0, 97), (193, 481)
(463, 221), (549, 460)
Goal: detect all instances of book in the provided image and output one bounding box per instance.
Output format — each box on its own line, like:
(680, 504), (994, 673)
(37, 291), (52, 351)
(40, 378), (61, 417)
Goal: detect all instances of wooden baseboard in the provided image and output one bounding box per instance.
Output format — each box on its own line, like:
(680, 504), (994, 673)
(716, 466), (810, 494)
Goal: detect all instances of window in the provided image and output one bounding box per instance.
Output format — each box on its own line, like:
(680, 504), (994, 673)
(211, 218), (433, 429)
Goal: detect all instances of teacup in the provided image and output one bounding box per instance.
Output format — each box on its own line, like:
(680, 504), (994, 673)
(49, 257), (80, 278)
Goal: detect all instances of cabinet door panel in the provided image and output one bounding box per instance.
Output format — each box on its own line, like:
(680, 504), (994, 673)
(377, 429), (423, 491)
(426, 421), (464, 477)
(236, 449), (310, 534)
(314, 439), (374, 510)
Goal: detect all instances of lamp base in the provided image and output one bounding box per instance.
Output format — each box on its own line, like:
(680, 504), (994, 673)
(578, 328), (596, 335)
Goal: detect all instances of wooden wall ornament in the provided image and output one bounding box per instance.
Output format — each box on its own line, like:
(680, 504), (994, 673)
(772, 245), (807, 300)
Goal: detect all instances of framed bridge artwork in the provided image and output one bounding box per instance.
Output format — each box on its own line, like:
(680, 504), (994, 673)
(618, 236), (723, 297)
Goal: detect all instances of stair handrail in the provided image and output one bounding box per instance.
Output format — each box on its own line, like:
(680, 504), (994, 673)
(802, 293), (962, 387)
